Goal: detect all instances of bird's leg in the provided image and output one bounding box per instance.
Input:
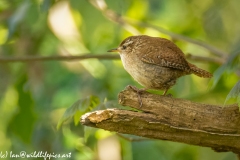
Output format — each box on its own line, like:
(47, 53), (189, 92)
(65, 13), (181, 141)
(162, 89), (168, 96)
(129, 85), (147, 108)
(163, 88), (173, 97)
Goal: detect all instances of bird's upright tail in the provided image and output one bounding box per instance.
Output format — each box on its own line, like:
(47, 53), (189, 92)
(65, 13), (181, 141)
(188, 63), (212, 78)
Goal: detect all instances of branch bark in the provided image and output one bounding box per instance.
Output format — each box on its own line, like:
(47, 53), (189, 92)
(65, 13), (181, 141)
(81, 86), (240, 155)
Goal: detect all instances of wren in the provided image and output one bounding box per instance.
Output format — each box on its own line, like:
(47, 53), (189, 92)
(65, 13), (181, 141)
(108, 35), (212, 105)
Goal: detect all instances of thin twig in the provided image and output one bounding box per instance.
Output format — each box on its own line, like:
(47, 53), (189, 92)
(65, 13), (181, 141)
(89, 0), (141, 35)
(186, 54), (225, 64)
(0, 54), (120, 63)
(129, 20), (228, 58)
(0, 53), (224, 64)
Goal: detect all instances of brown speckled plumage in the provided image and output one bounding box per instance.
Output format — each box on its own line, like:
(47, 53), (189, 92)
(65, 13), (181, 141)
(109, 35), (212, 95)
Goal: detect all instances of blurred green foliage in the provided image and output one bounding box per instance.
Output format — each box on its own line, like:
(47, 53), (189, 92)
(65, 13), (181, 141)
(0, 0), (239, 159)
(57, 95), (100, 129)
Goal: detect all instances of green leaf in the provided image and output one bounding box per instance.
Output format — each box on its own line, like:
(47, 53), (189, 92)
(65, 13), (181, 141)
(40, 0), (52, 12)
(73, 111), (82, 126)
(7, 0), (30, 40)
(210, 50), (240, 89)
(84, 126), (95, 142)
(57, 95), (100, 130)
(209, 64), (228, 89)
(224, 81), (240, 108)
(8, 74), (36, 143)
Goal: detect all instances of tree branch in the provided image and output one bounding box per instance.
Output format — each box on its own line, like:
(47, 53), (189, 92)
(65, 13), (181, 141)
(0, 54), (120, 63)
(81, 86), (240, 155)
(0, 53), (224, 64)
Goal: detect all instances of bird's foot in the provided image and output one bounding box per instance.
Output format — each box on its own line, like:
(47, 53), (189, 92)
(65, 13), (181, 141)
(162, 89), (173, 97)
(128, 85), (147, 108)
(165, 94), (173, 97)
(161, 89), (174, 97)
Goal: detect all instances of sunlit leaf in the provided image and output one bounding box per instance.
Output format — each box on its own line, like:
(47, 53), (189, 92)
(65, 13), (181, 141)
(57, 95), (100, 129)
(224, 81), (240, 109)
(73, 110), (82, 125)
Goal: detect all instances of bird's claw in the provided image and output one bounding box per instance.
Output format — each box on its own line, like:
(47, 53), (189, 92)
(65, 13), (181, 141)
(128, 85), (146, 108)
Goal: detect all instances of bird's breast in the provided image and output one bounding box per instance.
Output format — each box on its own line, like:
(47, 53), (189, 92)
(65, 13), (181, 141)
(120, 53), (185, 90)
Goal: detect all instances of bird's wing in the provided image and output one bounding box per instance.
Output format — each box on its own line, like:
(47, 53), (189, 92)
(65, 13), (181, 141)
(140, 38), (191, 71)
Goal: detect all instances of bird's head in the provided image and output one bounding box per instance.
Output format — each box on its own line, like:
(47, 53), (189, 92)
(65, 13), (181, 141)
(108, 36), (136, 54)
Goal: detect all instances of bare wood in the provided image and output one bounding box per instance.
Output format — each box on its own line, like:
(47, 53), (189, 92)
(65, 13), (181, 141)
(81, 86), (240, 154)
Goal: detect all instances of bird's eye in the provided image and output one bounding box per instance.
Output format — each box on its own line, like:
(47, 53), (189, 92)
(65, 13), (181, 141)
(122, 45), (126, 50)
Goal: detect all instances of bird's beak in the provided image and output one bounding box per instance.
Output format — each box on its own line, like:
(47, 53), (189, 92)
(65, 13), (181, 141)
(108, 48), (119, 52)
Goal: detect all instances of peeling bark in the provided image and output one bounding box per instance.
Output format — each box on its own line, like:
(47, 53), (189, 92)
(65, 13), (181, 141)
(81, 86), (240, 154)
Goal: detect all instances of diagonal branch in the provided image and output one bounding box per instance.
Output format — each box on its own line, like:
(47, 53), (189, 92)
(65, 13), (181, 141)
(81, 86), (240, 155)
(89, 0), (228, 58)
(186, 53), (225, 64)
(128, 20), (228, 58)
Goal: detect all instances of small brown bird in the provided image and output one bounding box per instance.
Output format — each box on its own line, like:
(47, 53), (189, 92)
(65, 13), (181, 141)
(108, 35), (212, 106)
